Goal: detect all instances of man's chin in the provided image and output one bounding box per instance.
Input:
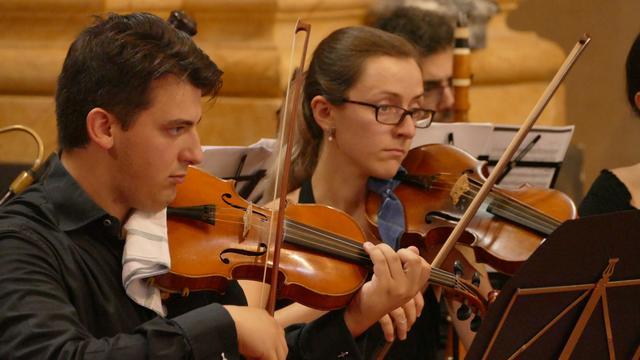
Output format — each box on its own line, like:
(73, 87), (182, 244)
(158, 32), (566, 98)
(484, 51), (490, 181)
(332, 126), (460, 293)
(142, 191), (176, 213)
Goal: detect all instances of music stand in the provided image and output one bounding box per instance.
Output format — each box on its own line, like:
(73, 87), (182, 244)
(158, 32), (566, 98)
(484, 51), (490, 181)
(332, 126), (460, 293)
(466, 210), (640, 360)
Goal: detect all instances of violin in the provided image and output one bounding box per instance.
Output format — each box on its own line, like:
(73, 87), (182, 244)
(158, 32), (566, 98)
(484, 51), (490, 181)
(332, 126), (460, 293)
(366, 143), (577, 275)
(150, 166), (487, 315)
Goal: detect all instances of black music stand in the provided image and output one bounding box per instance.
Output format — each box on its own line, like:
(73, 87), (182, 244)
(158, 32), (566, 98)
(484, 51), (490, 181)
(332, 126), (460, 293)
(466, 210), (640, 360)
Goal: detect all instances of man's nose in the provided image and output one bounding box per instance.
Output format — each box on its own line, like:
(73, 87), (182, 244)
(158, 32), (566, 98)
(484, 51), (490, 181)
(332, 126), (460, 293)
(438, 85), (455, 112)
(182, 133), (204, 165)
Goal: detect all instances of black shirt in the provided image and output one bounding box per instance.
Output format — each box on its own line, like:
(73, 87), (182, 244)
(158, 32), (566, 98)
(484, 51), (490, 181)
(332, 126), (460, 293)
(579, 169), (636, 217)
(0, 156), (361, 359)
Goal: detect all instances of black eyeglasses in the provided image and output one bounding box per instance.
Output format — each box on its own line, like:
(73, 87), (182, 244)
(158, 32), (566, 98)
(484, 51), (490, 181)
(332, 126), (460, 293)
(341, 99), (435, 129)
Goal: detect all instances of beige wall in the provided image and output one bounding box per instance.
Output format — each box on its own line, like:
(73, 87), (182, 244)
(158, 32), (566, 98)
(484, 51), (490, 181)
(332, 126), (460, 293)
(508, 0), (640, 200)
(2, 0), (638, 203)
(0, 0), (374, 165)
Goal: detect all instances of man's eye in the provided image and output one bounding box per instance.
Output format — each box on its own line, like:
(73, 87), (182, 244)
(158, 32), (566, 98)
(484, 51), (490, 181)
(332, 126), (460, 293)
(168, 127), (185, 136)
(423, 82), (440, 92)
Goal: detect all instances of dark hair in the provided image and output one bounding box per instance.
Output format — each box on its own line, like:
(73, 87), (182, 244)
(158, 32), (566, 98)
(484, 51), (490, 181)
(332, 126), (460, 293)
(55, 12), (223, 150)
(291, 26), (419, 188)
(626, 32), (640, 115)
(373, 6), (454, 57)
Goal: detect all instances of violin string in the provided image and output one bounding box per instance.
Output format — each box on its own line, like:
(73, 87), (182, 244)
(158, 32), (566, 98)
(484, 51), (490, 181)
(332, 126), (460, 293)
(284, 220), (368, 256)
(427, 177), (560, 229)
(280, 221), (464, 288)
(169, 209), (481, 297)
(429, 174), (562, 228)
(209, 170), (561, 237)
(282, 222), (483, 306)
(281, 229), (464, 289)
(182, 168), (561, 237)
(217, 185), (557, 236)
(182, 178), (559, 242)
(459, 183), (560, 234)
(406, 173), (561, 233)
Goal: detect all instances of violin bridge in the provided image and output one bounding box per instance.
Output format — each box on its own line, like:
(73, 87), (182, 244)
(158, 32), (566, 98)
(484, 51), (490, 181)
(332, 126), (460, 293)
(242, 202), (252, 239)
(450, 173), (470, 206)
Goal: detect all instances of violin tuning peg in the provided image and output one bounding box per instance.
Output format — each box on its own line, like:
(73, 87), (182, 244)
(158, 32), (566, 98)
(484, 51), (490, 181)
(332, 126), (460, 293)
(472, 271), (481, 287)
(470, 312), (482, 332)
(456, 301), (471, 321)
(453, 260), (464, 276)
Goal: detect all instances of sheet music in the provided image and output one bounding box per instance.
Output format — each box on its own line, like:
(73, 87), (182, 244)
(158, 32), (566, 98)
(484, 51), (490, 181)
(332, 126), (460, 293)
(486, 125), (574, 163)
(198, 138), (276, 202)
(486, 125), (574, 188)
(411, 122), (574, 189)
(199, 138), (275, 178)
(411, 122), (494, 157)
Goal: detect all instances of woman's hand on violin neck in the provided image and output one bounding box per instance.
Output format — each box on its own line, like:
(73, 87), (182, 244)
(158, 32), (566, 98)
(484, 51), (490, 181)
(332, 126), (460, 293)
(379, 292), (425, 342)
(224, 305), (287, 360)
(343, 243), (430, 338)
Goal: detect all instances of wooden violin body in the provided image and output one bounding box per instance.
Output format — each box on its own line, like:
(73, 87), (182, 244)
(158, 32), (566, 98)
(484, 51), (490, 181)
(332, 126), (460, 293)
(153, 166), (487, 314)
(152, 166), (368, 310)
(367, 144), (577, 275)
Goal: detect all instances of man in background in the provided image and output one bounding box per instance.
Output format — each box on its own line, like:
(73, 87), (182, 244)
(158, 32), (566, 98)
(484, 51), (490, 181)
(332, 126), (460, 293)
(374, 6), (456, 123)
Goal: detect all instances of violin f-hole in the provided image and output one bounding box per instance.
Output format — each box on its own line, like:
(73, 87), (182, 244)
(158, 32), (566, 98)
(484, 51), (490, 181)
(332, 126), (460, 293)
(425, 211), (461, 224)
(220, 243), (268, 264)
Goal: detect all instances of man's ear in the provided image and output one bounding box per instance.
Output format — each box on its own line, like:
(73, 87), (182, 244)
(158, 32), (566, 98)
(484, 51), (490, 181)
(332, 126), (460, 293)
(310, 95), (336, 132)
(86, 108), (116, 150)
(634, 91), (640, 112)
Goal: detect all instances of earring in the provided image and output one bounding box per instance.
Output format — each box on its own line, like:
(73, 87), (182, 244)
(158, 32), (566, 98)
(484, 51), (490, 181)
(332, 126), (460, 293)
(328, 127), (336, 142)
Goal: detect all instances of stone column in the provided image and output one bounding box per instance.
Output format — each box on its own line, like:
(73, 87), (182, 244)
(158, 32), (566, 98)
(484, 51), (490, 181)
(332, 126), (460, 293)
(0, 0), (371, 163)
(469, 0), (567, 125)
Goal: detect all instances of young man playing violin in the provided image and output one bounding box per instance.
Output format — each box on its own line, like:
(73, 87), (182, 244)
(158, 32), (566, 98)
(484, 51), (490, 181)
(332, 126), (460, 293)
(0, 13), (430, 360)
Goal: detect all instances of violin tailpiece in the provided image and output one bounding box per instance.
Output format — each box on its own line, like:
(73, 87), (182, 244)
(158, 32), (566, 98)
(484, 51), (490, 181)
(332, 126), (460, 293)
(167, 205), (216, 225)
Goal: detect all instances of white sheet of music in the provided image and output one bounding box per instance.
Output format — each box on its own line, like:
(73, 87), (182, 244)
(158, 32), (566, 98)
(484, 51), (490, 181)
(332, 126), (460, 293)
(199, 138), (276, 179)
(411, 122), (494, 157)
(410, 122), (575, 189)
(198, 138), (276, 202)
(486, 124), (574, 188)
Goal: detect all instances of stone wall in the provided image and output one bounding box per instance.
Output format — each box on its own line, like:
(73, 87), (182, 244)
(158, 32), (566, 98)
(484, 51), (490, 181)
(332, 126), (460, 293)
(0, 0), (567, 168)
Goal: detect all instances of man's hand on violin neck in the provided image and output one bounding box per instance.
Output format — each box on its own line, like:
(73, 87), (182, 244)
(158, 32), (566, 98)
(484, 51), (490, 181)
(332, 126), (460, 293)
(343, 243), (431, 337)
(224, 305), (287, 360)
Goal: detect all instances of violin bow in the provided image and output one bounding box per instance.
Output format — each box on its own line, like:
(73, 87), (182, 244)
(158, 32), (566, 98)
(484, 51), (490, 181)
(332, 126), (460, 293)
(431, 34), (591, 270)
(263, 20), (312, 315)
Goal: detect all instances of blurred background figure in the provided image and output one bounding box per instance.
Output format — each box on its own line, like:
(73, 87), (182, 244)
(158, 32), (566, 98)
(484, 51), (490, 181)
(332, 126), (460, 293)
(579, 32), (640, 216)
(373, 6), (457, 122)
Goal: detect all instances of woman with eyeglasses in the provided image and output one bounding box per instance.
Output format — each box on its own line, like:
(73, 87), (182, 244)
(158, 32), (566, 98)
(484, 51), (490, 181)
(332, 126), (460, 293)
(242, 26), (441, 358)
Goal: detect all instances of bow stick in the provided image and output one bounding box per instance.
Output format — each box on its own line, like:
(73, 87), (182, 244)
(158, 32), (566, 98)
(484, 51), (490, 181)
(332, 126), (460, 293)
(431, 34), (591, 270)
(264, 20), (312, 314)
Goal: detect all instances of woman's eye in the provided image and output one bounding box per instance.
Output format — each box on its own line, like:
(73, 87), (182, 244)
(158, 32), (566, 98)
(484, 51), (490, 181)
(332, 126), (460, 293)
(378, 105), (393, 113)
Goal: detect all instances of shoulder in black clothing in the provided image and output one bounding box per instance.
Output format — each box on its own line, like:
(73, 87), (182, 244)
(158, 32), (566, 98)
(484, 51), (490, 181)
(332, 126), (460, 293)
(579, 169), (635, 217)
